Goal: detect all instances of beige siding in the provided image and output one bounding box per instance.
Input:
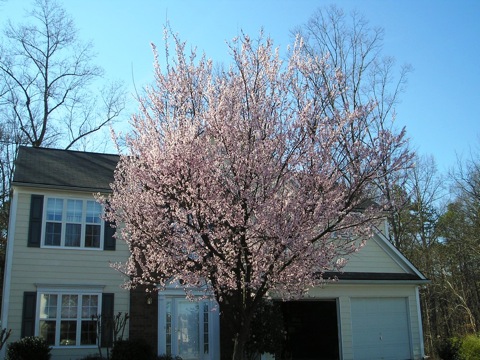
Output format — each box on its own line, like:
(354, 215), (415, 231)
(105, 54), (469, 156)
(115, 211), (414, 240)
(4, 188), (130, 360)
(342, 235), (406, 273)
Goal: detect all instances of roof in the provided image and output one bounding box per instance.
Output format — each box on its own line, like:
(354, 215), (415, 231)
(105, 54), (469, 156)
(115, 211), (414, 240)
(12, 146), (119, 192)
(322, 271), (427, 283)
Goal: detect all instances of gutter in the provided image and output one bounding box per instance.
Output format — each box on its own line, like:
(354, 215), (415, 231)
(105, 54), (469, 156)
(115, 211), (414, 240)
(11, 182), (113, 194)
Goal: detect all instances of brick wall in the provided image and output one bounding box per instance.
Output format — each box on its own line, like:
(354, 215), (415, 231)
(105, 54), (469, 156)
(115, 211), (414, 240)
(129, 286), (158, 355)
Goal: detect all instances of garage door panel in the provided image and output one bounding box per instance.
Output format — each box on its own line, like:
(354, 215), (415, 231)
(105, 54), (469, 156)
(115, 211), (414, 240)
(351, 298), (411, 360)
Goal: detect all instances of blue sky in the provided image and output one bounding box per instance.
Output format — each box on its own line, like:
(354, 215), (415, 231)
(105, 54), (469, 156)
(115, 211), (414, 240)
(2, 0), (479, 173)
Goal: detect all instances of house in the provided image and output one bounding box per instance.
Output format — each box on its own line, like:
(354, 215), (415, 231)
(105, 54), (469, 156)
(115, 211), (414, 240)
(1, 146), (428, 360)
(1, 146), (128, 360)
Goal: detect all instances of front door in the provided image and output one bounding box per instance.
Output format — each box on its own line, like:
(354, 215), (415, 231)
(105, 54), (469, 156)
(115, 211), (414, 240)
(159, 295), (219, 360)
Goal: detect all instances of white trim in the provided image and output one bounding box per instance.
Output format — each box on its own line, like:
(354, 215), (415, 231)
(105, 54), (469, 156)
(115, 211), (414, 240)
(35, 288), (103, 349)
(35, 284), (106, 292)
(41, 196), (104, 250)
(335, 298), (343, 360)
(416, 286), (426, 358)
(0, 188), (18, 359)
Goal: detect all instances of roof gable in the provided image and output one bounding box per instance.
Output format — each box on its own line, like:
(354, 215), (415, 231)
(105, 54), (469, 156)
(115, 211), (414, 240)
(13, 146), (119, 192)
(337, 231), (427, 282)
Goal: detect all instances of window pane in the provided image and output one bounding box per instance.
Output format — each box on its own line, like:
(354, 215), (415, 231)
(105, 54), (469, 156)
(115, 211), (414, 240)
(176, 300), (199, 359)
(38, 292), (102, 348)
(85, 225), (100, 248)
(81, 320), (97, 345)
(204, 302), (209, 354)
(86, 201), (102, 224)
(47, 198), (63, 221)
(61, 295), (78, 318)
(39, 320), (56, 345)
(82, 295), (98, 318)
(67, 200), (83, 222)
(166, 300), (172, 356)
(39, 294), (58, 319)
(65, 224), (81, 247)
(60, 320), (77, 346)
(45, 223), (61, 246)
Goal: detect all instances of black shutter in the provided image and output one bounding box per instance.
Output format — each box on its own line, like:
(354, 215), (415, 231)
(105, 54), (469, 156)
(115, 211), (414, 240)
(101, 293), (115, 347)
(21, 292), (37, 338)
(28, 195), (44, 247)
(103, 221), (116, 251)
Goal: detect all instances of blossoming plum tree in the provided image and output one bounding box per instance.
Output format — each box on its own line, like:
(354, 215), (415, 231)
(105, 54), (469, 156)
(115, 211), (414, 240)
(104, 33), (411, 359)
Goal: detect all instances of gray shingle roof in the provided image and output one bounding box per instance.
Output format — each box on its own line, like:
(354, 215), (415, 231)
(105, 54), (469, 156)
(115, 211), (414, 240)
(13, 146), (119, 192)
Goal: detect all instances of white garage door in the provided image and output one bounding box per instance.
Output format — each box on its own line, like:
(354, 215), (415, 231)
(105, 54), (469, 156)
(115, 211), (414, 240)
(351, 297), (412, 360)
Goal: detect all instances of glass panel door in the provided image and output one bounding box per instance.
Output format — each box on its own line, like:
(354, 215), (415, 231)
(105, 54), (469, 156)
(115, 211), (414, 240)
(176, 299), (200, 360)
(161, 296), (217, 360)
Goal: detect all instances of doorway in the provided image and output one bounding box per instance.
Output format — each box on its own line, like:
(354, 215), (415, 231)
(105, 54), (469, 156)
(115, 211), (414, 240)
(282, 300), (340, 360)
(158, 296), (219, 360)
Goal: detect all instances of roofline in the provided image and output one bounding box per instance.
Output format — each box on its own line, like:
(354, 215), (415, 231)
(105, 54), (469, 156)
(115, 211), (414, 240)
(17, 145), (119, 158)
(330, 279), (430, 285)
(11, 181), (112, 193)
(322, 271), (430, 285)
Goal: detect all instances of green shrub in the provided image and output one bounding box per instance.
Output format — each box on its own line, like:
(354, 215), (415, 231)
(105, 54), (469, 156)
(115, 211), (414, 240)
(6, 336), (51, 360)
(110, 339), (154, 360)
(156, 355), (182, 360)
(459, 334), (480, 360)
(438, 334), (480, 360)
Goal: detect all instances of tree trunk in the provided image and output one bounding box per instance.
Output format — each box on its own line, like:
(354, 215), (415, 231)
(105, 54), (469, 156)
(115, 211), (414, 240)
(232, 326), (250, 360)
(219, 292), (256, 360)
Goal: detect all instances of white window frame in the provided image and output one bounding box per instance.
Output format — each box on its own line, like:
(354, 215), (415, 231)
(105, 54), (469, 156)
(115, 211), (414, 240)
(41, 196), (105, 250)
(35, 287), (103, 349)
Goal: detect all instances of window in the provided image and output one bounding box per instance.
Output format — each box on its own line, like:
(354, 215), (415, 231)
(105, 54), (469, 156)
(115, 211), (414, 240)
(43, 198), (103, 249)
(38, 292), (100, 347)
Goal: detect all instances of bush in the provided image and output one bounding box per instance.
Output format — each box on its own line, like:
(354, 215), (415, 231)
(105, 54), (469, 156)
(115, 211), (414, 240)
(438, 334), (480, 360)
(156, 355), (182, 360)
(6, 336), (51, 360)
(110, 339), (154, 360)
(459, 334), (480, 359)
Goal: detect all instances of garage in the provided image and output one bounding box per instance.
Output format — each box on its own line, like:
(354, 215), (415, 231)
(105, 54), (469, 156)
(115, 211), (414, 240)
(282, 300), (339, 360)
(350, 297), (412, 360)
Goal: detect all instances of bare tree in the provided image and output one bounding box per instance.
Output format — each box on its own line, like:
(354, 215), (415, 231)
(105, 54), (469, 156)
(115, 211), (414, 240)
(0, 0), (125, 149)
(0, 0), (126, 302)
(0, 0), (126, 198)
(398, 156), (445, 356)
(391, 155), (445, 251)
(293, 5), (411, 121)
(293, 6), (413, 228)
